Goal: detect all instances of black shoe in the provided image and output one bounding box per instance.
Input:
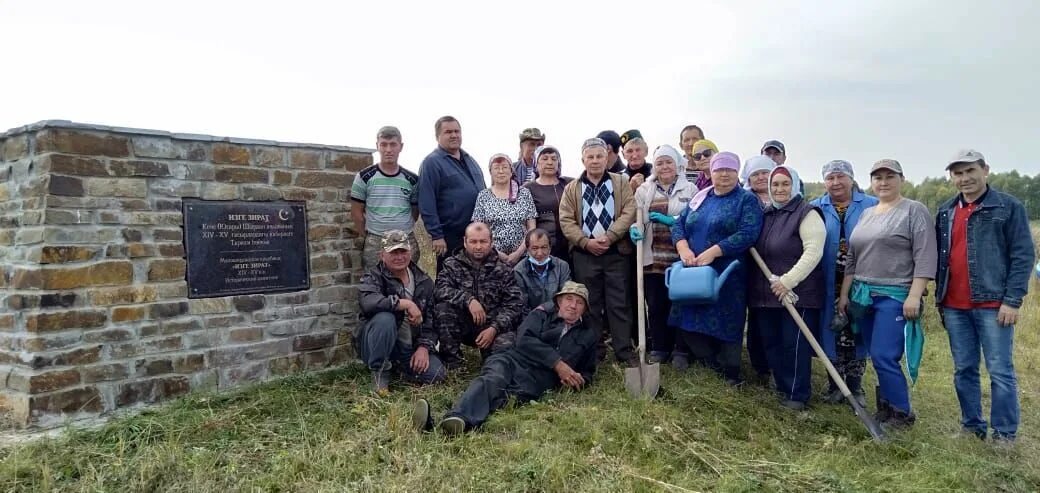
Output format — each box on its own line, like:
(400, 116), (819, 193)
(724, 377), (744, 387)
(438, 416), (466, 436)
(751, 372), (771, 388)
(780, 399), (806, 411)
(623, 355), (640, 368)
(873, 386), (892, 423)
(672, 353), (690, 371)
(850, 390), (867, 410)
(823, 387), (845, 404)
(412, 399), (433, 432)
(883, 409), (917, 430)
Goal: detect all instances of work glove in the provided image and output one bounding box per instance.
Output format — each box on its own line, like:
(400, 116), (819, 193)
(629, 225), (644, 242)
(648, 211), (676, 226)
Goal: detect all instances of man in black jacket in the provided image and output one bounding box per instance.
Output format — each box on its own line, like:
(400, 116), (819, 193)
(357, 230), (445, 395)
(413, 281), (598, 435)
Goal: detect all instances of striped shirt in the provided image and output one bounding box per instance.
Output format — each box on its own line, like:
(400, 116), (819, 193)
(350, 164), (419, 235)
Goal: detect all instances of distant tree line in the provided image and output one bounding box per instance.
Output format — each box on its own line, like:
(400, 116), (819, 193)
(803, 170), (1040, 220)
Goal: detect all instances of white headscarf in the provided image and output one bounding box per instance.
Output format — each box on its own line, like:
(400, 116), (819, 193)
(741, 155), (775, 191)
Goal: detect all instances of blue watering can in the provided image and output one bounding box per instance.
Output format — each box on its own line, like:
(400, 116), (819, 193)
(664, 259), (741, 305)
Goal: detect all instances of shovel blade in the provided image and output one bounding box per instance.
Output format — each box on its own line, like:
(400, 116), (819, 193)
(624, 362), (661, 399)
(849, 394), (887, 441)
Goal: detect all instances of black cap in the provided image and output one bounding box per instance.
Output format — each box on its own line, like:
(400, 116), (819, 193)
(596, 130), (622, 153)
(619, 129), (643, 147)
(761, 140), (786, 154)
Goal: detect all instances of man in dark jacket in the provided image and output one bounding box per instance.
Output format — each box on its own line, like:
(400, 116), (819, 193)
(414, 281), (598, 435)
(417, 115), (487, 270)
(935, 149), (1035, 443)
(435, 222), (526, 368)
(356, 230), (445, 395)
(513, 229), (572, 310)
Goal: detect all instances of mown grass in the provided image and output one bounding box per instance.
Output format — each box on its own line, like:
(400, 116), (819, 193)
(1, 223), (1037, 492)
(1, 291), (1038, 492)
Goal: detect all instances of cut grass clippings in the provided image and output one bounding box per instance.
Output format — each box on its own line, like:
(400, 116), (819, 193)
(0, 222), (1037, 491)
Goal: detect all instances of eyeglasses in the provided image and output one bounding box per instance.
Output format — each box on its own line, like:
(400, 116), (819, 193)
(693, 149), (714, 161)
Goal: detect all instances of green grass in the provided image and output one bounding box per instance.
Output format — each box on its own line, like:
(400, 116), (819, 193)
(1, 292), (1039, 492)
(1, 224), (1038, 491)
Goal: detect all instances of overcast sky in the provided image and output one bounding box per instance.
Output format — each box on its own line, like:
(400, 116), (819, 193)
(2, 0), (1038, 182)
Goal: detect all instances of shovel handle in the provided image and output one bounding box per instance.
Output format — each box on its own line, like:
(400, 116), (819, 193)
(748, 247), (885, 441)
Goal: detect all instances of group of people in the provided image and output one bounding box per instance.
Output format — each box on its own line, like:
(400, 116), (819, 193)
(350, 117), (1034, 444)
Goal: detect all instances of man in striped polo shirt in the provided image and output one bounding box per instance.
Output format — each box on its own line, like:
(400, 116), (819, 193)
(351, 126), (421, 271)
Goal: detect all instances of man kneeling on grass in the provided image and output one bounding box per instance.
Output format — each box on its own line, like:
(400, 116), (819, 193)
(413, 281), (598, 435)
(356, 230), (445, 395)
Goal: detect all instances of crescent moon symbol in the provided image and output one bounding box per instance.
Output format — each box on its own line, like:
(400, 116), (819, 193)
(278, 209), (290, 221)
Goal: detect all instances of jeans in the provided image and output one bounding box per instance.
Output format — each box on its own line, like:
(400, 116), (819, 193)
(943, 307), (1019, 439)
(858, 296), (911, 413)
(755, 307), (819, 403)
(358, 312), (446, 384)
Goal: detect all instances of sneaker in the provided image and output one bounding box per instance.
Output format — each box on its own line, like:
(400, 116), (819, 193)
(672, 353), (690, 372)
(439, 416), (466, 436)
(991, 433), (1016, 450)
(412, 399), (433, 432)
(780, 400), (806, 411)
(648, 351), (670, 365)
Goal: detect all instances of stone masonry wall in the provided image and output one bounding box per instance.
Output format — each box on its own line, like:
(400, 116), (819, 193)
(0, 121), (371, 427)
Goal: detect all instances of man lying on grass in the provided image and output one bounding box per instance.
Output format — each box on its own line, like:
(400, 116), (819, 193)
(413, 281), (598, 435)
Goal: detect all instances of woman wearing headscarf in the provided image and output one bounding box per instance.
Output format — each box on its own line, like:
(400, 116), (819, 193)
(684, 139), (719, 191)
(670, 151), (764, 383)
(747, 166), (826, 410)
(628, 145), (698, 364)
(523, 145), (573, 262)
(471, 153), (537, 265)
(811, 160), (877, 408)
(741, 155), (778, 382)
(742, 155), (775, 207)
(838, 159), (937, 429)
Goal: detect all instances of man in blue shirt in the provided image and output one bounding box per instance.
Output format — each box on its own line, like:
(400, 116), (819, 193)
(417, 116), (487, 270)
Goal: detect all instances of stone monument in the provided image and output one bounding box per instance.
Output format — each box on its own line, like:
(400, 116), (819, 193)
(0, 121), (371, 427)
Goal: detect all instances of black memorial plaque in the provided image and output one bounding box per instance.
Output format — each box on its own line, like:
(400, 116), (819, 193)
(183, 199), (310, 298)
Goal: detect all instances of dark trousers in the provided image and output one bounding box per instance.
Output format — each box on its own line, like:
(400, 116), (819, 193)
(678, 330), (742, 381)
(434, 234), (464, 273)
(357, 312), (446, 384)
(446, 351), (554, 428)
(644, 273), (676, 355)
(754, 307), (820, 403)
(571, 249), (635, 362)
(745, 309), (770, 376)
(436, 304), (515, 368)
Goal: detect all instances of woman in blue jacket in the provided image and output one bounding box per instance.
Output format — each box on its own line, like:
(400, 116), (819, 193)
(811, 160), (877, 407)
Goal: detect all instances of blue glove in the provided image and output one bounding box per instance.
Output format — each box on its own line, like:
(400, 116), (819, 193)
(649, 211), (676, 226)
(629, 225), (644, 242)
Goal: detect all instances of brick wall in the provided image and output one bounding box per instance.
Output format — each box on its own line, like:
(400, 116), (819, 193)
(0, 121), (371, 427)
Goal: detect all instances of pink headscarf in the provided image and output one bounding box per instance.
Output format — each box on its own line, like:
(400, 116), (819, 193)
(688, 151), (741, 212)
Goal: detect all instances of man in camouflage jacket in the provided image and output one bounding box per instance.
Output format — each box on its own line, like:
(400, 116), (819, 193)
(435, 222), (525, 368)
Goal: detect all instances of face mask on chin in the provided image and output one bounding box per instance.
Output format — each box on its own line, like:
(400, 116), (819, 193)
(528, 255), (551, 267)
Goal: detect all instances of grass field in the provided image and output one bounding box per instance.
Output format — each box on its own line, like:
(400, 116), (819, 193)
(1, 225), (1038, 492)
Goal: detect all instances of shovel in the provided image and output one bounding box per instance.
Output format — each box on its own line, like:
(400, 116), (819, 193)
(748, 247), (885, 442)
(625, 209), (660, 399)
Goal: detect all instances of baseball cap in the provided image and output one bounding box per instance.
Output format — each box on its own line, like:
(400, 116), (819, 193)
(519, 128), (545, 143)
(946, 149), (986, 170)
(870, 159), (904, 176)
(761, 140), (786, 154)
(380, 230), (411, 252)
(619, 129), (644, 147)
(554, 281), (589, 305)
(596, 130), (622, 153)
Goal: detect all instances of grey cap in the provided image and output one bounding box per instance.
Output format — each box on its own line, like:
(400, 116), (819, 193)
(761, 140), (785, 154)
(946, 149), (986, 170)
(870, 159), (903, 176)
